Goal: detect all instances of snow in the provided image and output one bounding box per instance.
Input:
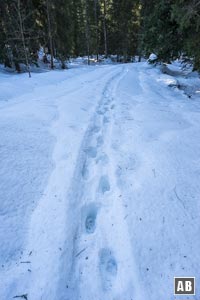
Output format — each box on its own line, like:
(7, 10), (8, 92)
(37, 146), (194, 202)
(148, 53), (157, 61)
(0, 62), (200, 300)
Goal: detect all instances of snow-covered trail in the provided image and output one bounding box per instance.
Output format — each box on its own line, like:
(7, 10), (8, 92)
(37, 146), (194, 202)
(110, 64), (200, 300)
(0, 63), (200, 300)
(0, 65), (126, 299)
(59, 66), (145, 300)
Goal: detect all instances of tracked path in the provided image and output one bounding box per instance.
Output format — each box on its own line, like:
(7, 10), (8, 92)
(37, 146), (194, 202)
(60, 66), (144, 300)
(1, 65), (140, 300)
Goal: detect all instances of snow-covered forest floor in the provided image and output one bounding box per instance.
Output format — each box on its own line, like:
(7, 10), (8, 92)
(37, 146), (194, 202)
(0, 62), (200, 300)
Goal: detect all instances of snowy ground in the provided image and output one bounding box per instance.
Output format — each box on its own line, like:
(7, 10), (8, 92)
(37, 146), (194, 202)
(0, 63), (200, 300)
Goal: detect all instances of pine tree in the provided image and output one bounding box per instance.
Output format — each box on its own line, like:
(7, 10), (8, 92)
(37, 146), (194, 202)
(54, 0), (74, 67)
(140, 0), (181, 62)
(171, 0), (200, 69)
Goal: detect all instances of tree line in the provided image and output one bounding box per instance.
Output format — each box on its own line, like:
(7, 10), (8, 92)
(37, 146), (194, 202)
(141, 0), (200, 70)
(0, 0), (200, 72)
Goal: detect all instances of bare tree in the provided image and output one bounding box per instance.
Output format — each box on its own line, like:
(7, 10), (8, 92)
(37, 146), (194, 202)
(2, 0), (41, 76)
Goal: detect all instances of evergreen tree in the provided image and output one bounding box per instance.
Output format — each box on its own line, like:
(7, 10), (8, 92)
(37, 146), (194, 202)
(140, 0), (181, 62)
(1, 0), (200, 71)
(171, 0), (200, 69)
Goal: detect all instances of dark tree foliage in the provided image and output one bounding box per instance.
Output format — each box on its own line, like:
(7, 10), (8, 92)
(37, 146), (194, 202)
(140, 0), (182, 62)
(108, 0), (140, 61)
(1, 0), (42, 71)
(140, 0), (200, 69)
(171, 0), (200, 69)
(1, 0), (200, 71)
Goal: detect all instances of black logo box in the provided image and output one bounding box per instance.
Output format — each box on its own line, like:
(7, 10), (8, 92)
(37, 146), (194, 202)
(174, 277), (195, 295)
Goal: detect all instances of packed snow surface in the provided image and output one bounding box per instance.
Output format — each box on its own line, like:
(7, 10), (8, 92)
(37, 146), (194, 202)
(0, 63), (200, 300)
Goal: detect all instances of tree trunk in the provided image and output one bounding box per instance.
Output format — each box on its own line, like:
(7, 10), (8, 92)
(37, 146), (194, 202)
(85, 0), (90, 65)
(17, 0), (31, 77)
(103, 0), (108, 57)
(94, 0), (99, 61)
(46, 0), (54, 69)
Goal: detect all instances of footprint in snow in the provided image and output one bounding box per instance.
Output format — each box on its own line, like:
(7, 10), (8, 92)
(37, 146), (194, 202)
(103, 116), (110, 124)
(96, 136), (104, 147)
(84, 146), (97, 158)
(99, 248), (118, 291)
(98, 176), (110, 194)
(96, 153), (109, 165)
(92, 125), (101, 133)
(97, 106), (107, 115)
(97, 110), (104, 115)
(85, 215), (96, 234)
(81, 161), (89, 180)
(82, 203), (99, 234)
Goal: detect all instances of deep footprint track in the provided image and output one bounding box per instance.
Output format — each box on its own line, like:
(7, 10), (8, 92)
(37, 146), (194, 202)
(60, 66), (144, 300)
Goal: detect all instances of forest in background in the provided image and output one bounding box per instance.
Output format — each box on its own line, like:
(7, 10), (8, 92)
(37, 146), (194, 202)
(0, 0), (200, 72)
